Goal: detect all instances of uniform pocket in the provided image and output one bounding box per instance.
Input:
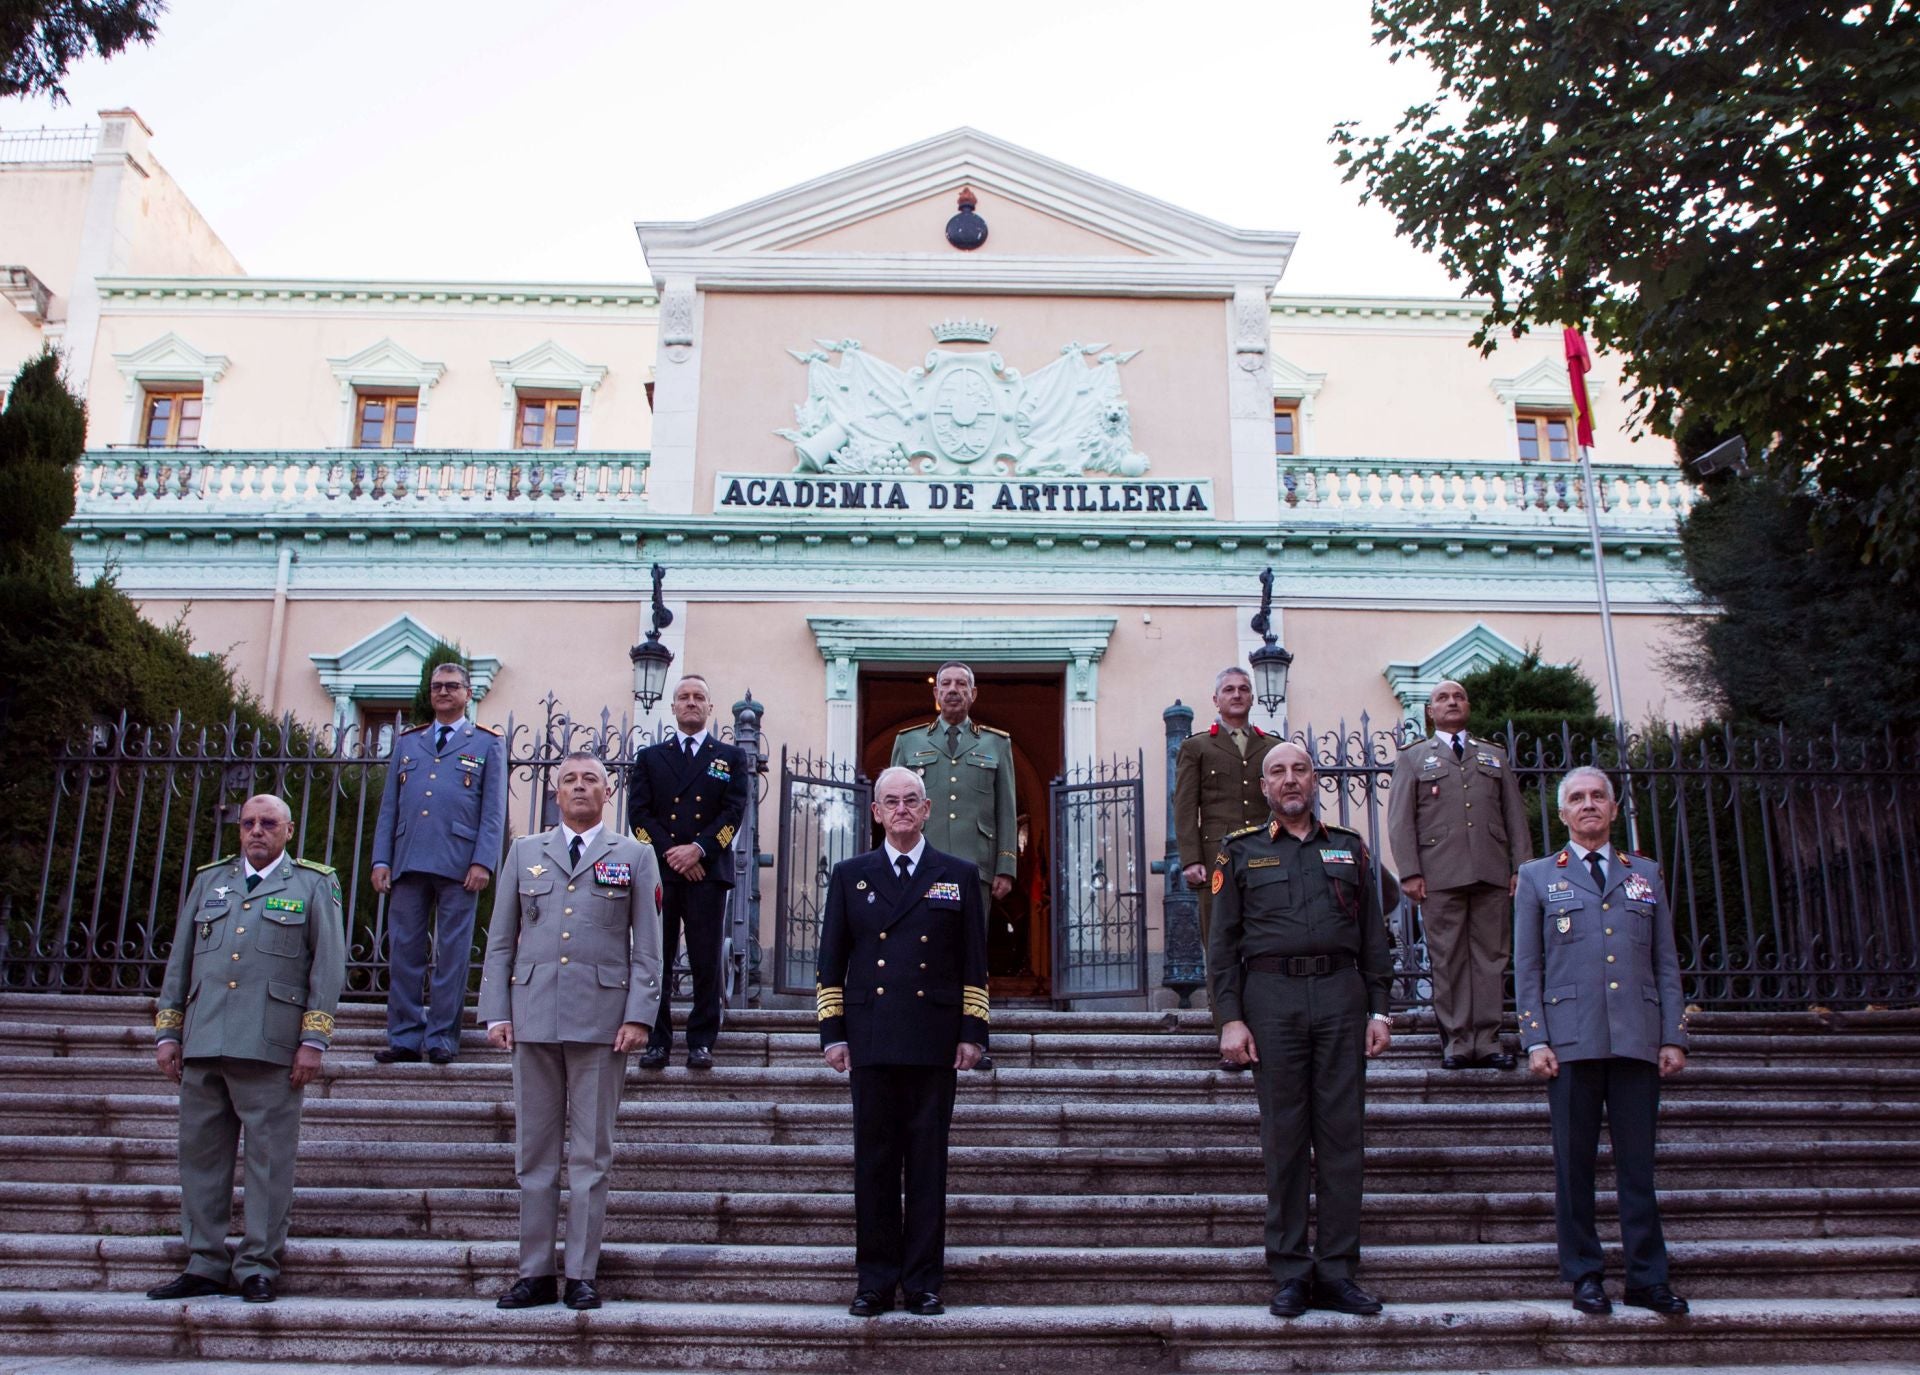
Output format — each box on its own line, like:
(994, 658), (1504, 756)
(259, 910), (306, 958)
(1542, 983), (1580, 1044)
(264, 980), (305, 1049)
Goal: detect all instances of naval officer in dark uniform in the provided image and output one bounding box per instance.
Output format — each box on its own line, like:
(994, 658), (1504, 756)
(1211, 742), (1393, 1319)
(1515, 765), (1690, 1317)
(627, 673), (749, 1070)
(818, 765), (989, 1319)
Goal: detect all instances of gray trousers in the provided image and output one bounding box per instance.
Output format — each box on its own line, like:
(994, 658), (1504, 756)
(511, 1040), (626, 1280)
(177, 1057), (305, 1283)
(1244, 966), (1368, 1285)
(386, 871), (479, 1056)
(1421, 881), (1511, 1060)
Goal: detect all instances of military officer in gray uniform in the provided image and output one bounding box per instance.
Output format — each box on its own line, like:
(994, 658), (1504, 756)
(371, 661), (507, 1063)
(889, 661), (1017, 910)
(1387, 678), (1530, 1069)
(147, 794), (346, 1305)
(1212, 744), (1394, 1320)
(480, 751), (663, 1311)
(1515, 765), (1690, 1317)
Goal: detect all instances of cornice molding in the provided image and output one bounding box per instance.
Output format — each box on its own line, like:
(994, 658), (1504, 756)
(95, 276), (660, 311)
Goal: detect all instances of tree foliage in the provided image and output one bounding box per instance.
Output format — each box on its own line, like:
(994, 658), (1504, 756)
(0, 352), (80, 577)
(1457, 646), (1606, 749)
(0, 0), (164, 102)
(409, 640), (470, 726)
(1332, 0), (1920, 573)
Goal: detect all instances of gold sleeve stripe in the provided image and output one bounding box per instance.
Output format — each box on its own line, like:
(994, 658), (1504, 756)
(962, 984), (991, 1021)
(715, 825), (736, 848)
(635, 828), (653, 845)
(154, 1009), (184, 1031)
(816, 984), (845, 1019)
(300, 1011), (335, 1037)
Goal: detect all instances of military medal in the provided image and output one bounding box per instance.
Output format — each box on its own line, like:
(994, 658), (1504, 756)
(856, 880), (867, 890)
(213, 885), (232, 899)
(199, 922), (211, 939)
(526, 864), (547, 877)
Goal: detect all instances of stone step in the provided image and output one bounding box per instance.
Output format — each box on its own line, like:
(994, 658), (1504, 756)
(12, 1018), (1919, 1069)
(9, 1134), (1915, 1196)
(7, 1182), (1914, 1247)
(12, 1233), (1918, 1305)
(1, 1292), (1916, 1372)
(6, 1364), (1916, 1375)
(10, 1056), (1915, 1105)
(15, 1090), (1911, 1148)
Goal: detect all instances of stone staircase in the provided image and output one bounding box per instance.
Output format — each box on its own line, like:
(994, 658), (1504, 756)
(0, 993), (1916, 1373)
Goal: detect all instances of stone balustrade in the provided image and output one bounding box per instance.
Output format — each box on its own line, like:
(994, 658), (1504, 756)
(1277, 454), (1694, 530)
(73, 449), (651, 510)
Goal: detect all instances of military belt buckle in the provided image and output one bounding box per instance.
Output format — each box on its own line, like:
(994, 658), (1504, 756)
(1288, 954), (1333, 977)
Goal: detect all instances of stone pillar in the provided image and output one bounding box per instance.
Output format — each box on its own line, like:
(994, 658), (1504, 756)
(1159, 700), (1204, 1005)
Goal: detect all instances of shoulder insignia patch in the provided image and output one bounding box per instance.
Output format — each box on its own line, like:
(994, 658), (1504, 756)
(399, 723), (430, 735)
(1208, 723), (1221, 736)
(293, 858), (337, 876)
(1224, 823), (1264, 842)
(474, 723), (501, 736)
(195, 855), (233, 872)
(979, 724), (1010, 738)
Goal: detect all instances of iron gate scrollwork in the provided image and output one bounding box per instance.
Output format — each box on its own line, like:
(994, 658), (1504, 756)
(1050, 753), (1148, 1000)
(772, 749), (871, 996)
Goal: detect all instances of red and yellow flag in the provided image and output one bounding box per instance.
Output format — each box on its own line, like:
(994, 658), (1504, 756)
(1562, 327), (1597, 450)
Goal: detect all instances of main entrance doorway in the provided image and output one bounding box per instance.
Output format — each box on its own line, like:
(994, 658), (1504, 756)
(859, 668), (1064, 999)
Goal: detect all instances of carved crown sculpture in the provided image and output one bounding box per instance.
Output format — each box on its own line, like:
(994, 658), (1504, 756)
(931, 319), (998, 344)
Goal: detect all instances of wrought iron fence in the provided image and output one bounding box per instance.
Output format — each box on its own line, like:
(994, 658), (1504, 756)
(1, 697), (761, 1000)
(1244, 715), (1920, 1009)
(1050, 755), (1148, 1000)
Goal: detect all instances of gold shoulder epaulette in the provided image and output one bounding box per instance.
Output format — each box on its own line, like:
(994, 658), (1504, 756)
(978, 725), (1010, 738)
(474, 723), (501, 736)
(399, 723), (430, 735)
(195, 855), (232, 872)
(1224, 823), (1264, 842)
(1324, 820), (1363, 838)
(898, 720), (939, 737)
(294, 858), (337, 876)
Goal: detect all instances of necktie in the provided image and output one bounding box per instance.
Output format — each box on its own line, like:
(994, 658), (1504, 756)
(1452, 733), (1465, 761)
(684, 736), (697, 761)
(245, 873), (260, 893)
(569, 835), (583, 868)
(1586, 851), (1606, 890)
(895, 853), (913, 885)
(1231, 728), (1248, 758)
(435, 724), (451, 754)
(947, 723), (960, 756)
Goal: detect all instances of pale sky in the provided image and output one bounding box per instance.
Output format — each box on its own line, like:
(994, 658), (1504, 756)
(1, 0), (1463, 297)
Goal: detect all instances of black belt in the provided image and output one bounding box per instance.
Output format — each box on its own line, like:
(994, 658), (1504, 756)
(1245, 953), (1356, 977)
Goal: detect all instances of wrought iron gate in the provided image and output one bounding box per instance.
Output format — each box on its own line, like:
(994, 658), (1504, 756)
(772, 749), (871, 996)
(1049, 753), (1148, 1000)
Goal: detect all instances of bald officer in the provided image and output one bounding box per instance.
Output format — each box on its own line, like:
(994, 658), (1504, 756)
(147, 794), (346, 1305)
(1515, 766), (1690, 1318)
(890, 660), (1017, 911)
(371, 661), (507, 1064)
(1388, 678), (1530, 1069)
(481, 751), (663, 1311)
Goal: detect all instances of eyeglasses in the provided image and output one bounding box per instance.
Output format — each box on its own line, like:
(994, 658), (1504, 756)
(430, 683), (466, 693)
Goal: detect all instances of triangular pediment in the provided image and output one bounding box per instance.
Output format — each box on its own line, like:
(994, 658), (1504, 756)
(491, 338), (608, 393)
(309, 614), (500, 701)
(1491, 356), (1573, 408)
(638, 129), (1295, 294)
(112, 331), (229, 382)
(328, 338), (446, 390)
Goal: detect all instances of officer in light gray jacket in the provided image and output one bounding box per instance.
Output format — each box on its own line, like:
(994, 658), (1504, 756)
(479, 751), (662, 1312)
(1514, 765), (1690, 1318)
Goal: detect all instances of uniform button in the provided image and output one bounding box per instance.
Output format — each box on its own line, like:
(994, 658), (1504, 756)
(879, 932), (887, 941)
(231, 953), (240, 961)
(920, 935), (928, 943)
(1602, 903), (1610, 911)
(429, 773), (437, 780)
(562, 932), (571, 940)
(228, 980), (237, 989)
(877, 959), (886, 968)
(565, 907), (573, 915)
(425, 791), (432, 797)
(950, 813), (957, 819)
(876, 987), (885, 995)
(1608, 980), (1619, 990)
(235, 927), (244, 935)
(917, 990), (925, 997)
(920, 963), (927, 970)
(560, 956), (569, 964)
(421, 810), (429, 817)
(1606, 955), (1616, 963)
(242, 902), (251, 911)
(568, 884), (576, 892)
(1605, 927), (1614, 935)
(951, 795), (958, 801)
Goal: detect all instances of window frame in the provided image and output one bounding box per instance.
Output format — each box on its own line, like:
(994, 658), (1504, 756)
(141, 387), (204, 449)
(1272, 400), (1300, 457)
(515, 392), (582, 450)
(353, 389), (420, 450)
(1515, 409), (1574, 462)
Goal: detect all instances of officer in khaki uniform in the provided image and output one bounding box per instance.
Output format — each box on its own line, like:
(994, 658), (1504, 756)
(890, 661), (1017, 910)
(147, 794), (346, 1305)
(1174, 666), (1281, 948)
(1387, 679), (1530, 1068)
(480, 752), (663, 1311)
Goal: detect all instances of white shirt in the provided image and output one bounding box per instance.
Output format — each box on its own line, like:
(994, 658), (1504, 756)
(560, 822), (603, 854)
(882, 836), (928, 877)
(1435, 730), (1469, 754)
(677, 729), (709, 754)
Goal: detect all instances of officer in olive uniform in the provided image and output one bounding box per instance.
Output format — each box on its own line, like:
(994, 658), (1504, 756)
(819, 765), (989, 1318)
(1211, 744), (1393, 1320)
(1174, 666), (1281, 947)
(889, 660), (1017, 910)
(1387, 678), (1530, 1069)
(481, 752), (663, 1311)
(1515, 765), (1690, 1317)
(147, 794), (346, 1304)
(371, 662), (508, 1063)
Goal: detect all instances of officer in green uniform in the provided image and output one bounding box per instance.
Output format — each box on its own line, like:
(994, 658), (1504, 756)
(1174, 665), (1281, 947)
(1211, 743), (1393, 1320)
(889, 660), (1017, 911)
(146, 794), (346, 1305)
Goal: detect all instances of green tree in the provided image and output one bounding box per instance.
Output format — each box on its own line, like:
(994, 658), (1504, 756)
(408, 640), (470, 726)
(1331, 0), (1920, 573)
(0, 351), (80, 578)
(1, 0), (165, 102)
(1457, 647), (1607, 756)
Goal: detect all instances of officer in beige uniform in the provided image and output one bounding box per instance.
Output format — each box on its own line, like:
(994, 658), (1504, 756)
(147, 794), (346, 1305)
(890, 661), (1017, 911)
(480, 751), (663, 1311)
(1387, 679), (1530, 1069)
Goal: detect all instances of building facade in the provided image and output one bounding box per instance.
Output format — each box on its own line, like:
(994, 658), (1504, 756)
(3, 114), (1705, 1002)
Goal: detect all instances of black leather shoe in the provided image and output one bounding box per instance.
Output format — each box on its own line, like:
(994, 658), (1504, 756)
(1480, 1051), (1518, 1070)
(497, 1275), (559, 1309)
(1268, 1277), (1311, 1318)
(239, 1275), (275, 1304)
(637, 1045), (670, 1070)
(973, 1055), (995, 1072)
(1218, 1057), (1250, 1073)
(1440, 1054), (1469, 1070)
(563, 1276), (601, 1310)
(686, 1047), (714, 1071)
(373, 1047), (421, 1064)
(1313, 1277), (1384, 1315)
(146, 1272), (227, 1300)
(1624, 1282), (1689, 1314)
(906, 1291), (944, 1315)
(848, 1289), (893, 1318)
(427, 1047), (457, 1065)
(1571, 1274), (1612, 1314)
